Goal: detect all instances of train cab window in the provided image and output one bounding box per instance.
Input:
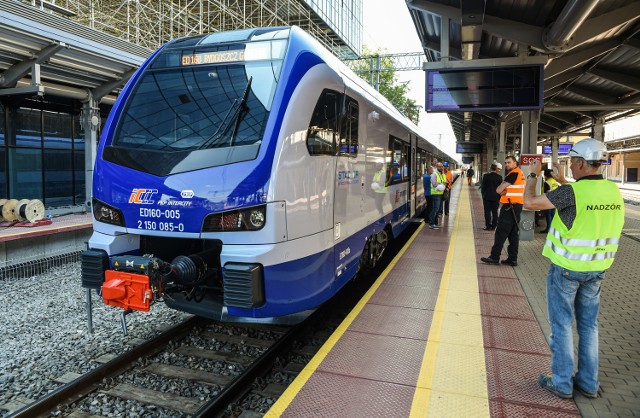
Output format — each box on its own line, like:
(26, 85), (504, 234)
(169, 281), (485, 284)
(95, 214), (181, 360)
(338, 98), (359, 157)
(307, 89), (340, 155)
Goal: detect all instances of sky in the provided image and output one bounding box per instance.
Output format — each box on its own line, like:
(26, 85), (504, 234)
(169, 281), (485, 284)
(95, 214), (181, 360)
(362, 0), (459, 158)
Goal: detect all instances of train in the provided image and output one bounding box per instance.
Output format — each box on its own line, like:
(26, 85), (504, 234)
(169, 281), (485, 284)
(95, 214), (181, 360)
(81, 26), (457, 324)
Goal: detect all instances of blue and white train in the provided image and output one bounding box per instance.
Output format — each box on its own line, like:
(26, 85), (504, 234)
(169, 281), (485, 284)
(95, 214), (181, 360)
(81, 26), (456, 324)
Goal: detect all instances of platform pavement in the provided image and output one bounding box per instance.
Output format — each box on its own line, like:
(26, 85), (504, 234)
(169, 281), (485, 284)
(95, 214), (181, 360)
(472, 186), (640, 417)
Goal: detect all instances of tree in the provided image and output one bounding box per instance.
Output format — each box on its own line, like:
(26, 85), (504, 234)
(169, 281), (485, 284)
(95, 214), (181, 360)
(345, 47), (421, 125)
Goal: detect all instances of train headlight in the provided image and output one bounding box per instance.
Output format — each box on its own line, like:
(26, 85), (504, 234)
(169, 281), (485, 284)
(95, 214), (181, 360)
(92, 198), (125, 226)
(248, 208), (265, 229)
(202, 205), (266, 232)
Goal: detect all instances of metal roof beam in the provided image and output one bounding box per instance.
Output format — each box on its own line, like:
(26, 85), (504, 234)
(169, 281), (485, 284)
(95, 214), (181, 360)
(482, 15), (545, 52)
(406, 1), (460, 21)
(587, 67), (640, 92)
(539, 116), (566, 131)
(544, 104), (640, 112)
(0, 42), (67, 87)
(544, 111), (579, 125)
(91, 68), (137, 101)
(565, 85), (618, 105)
(570, 2), (640, 51)
(544, 38), (619, 80)
(544, 68), (583, 95)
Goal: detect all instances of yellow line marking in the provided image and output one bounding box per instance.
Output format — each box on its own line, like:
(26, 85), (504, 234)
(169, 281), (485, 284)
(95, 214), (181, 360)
(410, 184), (490, 417)
(265, 222), (426, 417)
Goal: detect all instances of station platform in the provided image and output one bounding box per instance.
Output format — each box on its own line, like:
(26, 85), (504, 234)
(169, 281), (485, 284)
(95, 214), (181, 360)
(267, 178), (640, 417)
(0, 212), (92, 269)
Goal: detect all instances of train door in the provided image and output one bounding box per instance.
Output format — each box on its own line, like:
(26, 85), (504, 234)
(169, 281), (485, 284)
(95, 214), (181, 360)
(410, 135), (416, 218)
(333, 95), (361, 280)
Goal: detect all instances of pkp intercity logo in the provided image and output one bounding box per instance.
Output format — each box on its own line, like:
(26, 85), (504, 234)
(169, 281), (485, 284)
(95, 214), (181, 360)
(129, 189), (158, 204)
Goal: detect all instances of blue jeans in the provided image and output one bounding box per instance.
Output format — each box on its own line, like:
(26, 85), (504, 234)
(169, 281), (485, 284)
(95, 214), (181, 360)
(429, 194), (442, 225)
(546, 263), (604, 394)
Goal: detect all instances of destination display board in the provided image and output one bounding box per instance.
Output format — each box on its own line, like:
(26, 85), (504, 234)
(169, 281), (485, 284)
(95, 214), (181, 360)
(426, 65), (543, 112)
(542, 143), (573, 154)
(456, 142), (483, 154)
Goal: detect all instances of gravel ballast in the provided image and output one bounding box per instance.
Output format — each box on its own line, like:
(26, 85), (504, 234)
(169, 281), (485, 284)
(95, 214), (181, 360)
(0, 261), (189, 417)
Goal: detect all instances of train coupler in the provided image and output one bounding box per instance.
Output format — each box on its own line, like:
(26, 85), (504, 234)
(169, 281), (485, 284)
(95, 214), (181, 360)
(101, 270), (153, 312)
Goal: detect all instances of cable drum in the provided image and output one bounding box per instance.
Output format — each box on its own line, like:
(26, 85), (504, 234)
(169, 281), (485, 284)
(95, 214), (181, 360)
(2, 199), (19, 222)
(15, 199), (31, 222)
(0, 198), (7, 222)
(19, 199), (46, 223)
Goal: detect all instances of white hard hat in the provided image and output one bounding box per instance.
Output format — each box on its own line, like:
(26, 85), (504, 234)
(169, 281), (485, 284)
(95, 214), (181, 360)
(568, 138), (608, 162)
(495, 163), (503, 170)
(435, 184), (446, 192)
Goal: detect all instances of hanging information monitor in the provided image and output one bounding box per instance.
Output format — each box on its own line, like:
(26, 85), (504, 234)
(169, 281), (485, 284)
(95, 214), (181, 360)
(426, 65), (543, 112)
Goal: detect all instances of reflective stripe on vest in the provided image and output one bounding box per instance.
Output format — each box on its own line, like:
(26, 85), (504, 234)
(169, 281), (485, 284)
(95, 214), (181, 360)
(542, 180), (624, 272)
(499, 167), (525, 204)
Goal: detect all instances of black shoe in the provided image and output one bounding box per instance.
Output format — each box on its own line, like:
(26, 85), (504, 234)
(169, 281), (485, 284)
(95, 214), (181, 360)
(482, 226), (491, 230)
(501, 259), (518, 266)
(481, 257), (499, 265)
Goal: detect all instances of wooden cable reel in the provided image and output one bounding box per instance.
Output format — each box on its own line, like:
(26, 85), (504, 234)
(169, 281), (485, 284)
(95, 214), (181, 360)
(0, 198), (6, 222)
(15, 199), (46, 223)
(2, 199), (19, 222)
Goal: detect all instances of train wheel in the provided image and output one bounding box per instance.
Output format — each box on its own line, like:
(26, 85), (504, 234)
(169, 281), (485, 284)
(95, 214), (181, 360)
(361, 228), (389, 270)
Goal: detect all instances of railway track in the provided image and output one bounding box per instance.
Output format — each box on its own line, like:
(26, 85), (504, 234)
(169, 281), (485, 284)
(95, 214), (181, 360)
(7, 223), (417, 418)
(9, 316), (306, 417)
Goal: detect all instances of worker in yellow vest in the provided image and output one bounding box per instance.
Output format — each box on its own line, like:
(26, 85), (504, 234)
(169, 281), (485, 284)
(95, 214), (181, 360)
(480, 155), (525, 266)
(524, 139), (624, 400)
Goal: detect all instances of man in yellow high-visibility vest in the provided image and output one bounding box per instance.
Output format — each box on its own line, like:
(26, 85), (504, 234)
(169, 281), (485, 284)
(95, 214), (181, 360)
(524, 138), (624, 400)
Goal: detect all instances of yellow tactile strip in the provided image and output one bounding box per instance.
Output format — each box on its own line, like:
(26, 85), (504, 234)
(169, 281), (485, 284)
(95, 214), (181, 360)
(410, 182), (490, 417)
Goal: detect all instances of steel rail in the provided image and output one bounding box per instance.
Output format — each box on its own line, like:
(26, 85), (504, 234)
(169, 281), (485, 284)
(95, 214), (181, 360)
(9, 315), (205, 418)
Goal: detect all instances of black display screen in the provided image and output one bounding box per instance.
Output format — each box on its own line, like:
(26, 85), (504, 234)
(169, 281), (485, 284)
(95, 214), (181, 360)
(427, 65), (543, 112)
(456, 142), (484, 154)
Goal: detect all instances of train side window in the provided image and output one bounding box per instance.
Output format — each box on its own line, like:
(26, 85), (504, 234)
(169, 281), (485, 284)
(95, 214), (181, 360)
(307, 89), (339, 155)
(338, 98), (358, 157)
(387, 136), (408, 185)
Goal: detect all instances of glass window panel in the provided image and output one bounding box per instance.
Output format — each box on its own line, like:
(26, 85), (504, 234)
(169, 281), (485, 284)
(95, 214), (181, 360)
(14, 108), (42, 148)
(0, 103), (5, 146)
(43, 111), (72, 149)
(9, 148), (42, 199)
(74, 150), (85, 205)
(74, 116), (85, 150)
(44, 150), (73, 206)
(0, 149), (6, 197)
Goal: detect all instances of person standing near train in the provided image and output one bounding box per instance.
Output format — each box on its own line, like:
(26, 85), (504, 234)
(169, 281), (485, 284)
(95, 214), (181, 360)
(480, 155), (525, 266)
(423, 165), (434, 221)
(480, 163), (503, 230)
(523, 139), (624, 399)
(429, 163), (447, 229)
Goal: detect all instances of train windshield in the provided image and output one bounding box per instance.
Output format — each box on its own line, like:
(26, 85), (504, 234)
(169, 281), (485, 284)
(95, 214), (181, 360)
(106, 36), (287, 176)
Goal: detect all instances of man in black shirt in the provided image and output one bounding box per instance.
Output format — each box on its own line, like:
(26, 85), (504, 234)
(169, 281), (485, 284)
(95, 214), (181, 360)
(480, 163), (503, 230)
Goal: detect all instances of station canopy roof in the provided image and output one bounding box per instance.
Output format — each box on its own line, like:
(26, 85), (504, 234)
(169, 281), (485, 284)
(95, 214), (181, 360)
(0, 0), (150, 105)
(407, 0), (640, 150)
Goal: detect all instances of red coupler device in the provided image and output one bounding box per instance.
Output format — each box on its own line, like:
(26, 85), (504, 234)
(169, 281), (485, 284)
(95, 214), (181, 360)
(102, 270), (152, 312)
